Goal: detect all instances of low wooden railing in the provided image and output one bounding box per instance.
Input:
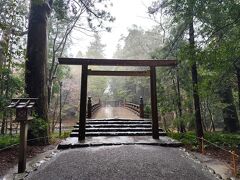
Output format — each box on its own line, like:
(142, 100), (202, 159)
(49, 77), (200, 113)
(87, 97), (101, 118)
(124, 97), (144, 118)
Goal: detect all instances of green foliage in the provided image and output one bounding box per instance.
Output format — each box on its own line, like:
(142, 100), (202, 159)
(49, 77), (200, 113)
(113, 25), (163, 59)
(204, 132), (240, 148)
(0, 0), (28, 134)
(0, 131), (71, 150)
(173, 113), (194, 130)
(168, 132), (240, 149)
(32, 0), (45, 6)
(48, 0), (114, 112)
(88, 76), (108, 100)
(108, 25), (165, 103)
(51, 131), (71, 140)
(168, 131), (198, 147)
(60, 131), (71, 139)
(53, 0), (68, 20)
(148, 0), (240, 133)
(144, 105), (151, 118)
(0, 135), (19, 149)
(85, 34), (108, 100)
(86, 33), (106, 58)
(28, 117), (48, 142)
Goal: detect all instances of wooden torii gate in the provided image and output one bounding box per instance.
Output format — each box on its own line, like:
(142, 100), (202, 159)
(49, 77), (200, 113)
(59, 58), (177, 140)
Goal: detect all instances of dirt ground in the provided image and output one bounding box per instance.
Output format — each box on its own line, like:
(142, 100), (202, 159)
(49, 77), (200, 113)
(189, 146), (240, 177)
(0, 141), (60, 178)
(0, 117), (77, 178)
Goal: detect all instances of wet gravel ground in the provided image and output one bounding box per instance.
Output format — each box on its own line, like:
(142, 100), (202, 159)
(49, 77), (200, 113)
(26, 145), (217, 180)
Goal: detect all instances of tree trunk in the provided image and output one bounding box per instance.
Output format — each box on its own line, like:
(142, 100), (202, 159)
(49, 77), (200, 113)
(176, 68), (186, 132)
(237, 66), (240, 110)
(219, 85), (239, 132)
(188, 3), (204, 138)
(9, 110), (12, 135)
(206, 100), (215, 132)
(0, 31), (10, 135)
(51, 96), (59, 133)
(1, 111), (6, 134)
(25, 0), (52, 144)
(48, 83), (52, 106)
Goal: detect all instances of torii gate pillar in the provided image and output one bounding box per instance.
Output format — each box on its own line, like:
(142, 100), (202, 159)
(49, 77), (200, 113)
(79, 65), (88, 140)
(150, 66), (159, 139)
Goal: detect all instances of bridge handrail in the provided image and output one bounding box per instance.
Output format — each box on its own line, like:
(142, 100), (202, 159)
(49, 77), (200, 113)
(124, 97), (144, 118)
(125, 102), (140, 111)
(87, 97), (101, 118)
(125, 102), (140, 108)
(92, 102), (101, 113)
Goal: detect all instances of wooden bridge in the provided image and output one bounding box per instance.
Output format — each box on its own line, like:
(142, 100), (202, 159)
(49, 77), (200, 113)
(87, 97), (146, 119)
(69, 97), (166, 137)
(92, 107), (139, 119)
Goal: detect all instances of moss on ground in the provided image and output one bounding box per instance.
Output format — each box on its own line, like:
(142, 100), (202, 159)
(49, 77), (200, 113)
(0, 135), (19, 149)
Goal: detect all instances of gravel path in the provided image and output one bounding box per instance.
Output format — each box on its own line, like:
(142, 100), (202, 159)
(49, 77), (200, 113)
(26, 145), (217, 180)
(92, 107), (140, 119)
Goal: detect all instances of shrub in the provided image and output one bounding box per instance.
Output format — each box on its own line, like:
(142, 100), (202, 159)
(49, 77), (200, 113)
(28, 117), (49, 145)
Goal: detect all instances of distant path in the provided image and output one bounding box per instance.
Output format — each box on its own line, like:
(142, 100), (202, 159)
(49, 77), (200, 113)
(92, 106), (140, 119)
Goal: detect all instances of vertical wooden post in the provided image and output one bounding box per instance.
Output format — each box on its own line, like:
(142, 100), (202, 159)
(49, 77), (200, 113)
(150, 66), (159, 139)
(232, 150), (237, 176)
(87, 97), (92, 118)
(59, 81), (62, 137)
(201, 137), (205, 155)
(8, 98), (37, 173)
(18, 121), (28, 173)
(139, 96), (144, 118)
(79, 64), (88, 141)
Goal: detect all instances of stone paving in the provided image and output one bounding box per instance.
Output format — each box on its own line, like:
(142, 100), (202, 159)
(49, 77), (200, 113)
(58, 136), (182, 149)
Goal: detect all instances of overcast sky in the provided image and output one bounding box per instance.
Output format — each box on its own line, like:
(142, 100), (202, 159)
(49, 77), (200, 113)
(70, 0), (156, 58)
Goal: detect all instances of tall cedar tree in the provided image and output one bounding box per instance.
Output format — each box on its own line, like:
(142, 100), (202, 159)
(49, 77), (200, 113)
(188, 0), (204, 138)
(25, 0), (52, 144)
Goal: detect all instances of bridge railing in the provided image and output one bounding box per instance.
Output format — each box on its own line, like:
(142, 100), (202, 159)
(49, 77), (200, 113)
(87, 97), (101, 118)
(124, 97), (144, 118)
